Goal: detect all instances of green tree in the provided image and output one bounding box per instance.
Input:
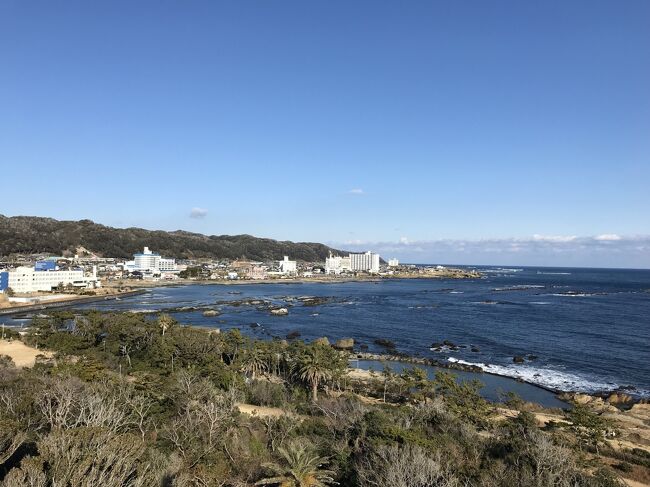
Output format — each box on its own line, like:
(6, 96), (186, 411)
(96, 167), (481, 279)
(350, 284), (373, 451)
(240, 347), (268, 380)
(296, 345), (344, 402)
(567, 403), (615, 454)
(157, 313), (175, 337)
(255, 441), (336, 486)
(433, 371), (492, 425)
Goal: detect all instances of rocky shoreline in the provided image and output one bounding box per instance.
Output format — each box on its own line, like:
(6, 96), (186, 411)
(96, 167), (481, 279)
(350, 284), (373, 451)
(345, 350), (649, 406)
(0, 289), (147, 317)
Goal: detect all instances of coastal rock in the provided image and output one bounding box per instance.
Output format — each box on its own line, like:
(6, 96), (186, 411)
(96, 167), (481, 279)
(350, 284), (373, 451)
(606, 393), (634, 406)
(333, 338), (354, 350)
(571, 394), (618, 413)
(430, 340), (460, 351)
(270, 308), (289, 316)
(527, 354), (538, 361)
(202, 310), (220, 317)
(286, 331), (301, 340)
(471, 346), (480, 353)
(298, 296), (331, 306)
(374, 338), (396, 349)
(513, 356), (525, 364)
(313, 337), (330, 346)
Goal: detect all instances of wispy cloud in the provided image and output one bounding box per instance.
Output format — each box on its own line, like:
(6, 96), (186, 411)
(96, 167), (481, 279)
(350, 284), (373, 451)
(189, 207), (208, 219)
(595, 234), (622, 241)
(532, 234), (578, 243)
(332, 234), (650, 268)
(348, 188), (364, 195)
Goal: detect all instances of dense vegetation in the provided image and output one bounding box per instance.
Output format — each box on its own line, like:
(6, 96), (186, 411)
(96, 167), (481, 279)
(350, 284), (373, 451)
(0, 311), (638, 486)
(0, 215), (341, 261)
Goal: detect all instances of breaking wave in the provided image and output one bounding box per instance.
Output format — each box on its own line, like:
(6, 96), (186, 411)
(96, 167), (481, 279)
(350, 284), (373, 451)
(446, 357), (642, 395)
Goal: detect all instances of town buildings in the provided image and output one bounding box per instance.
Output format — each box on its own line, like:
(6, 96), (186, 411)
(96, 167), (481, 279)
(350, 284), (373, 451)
(325, 251), (380, 274)
(0, 262), (101, 293)
(388, 258), (399, 267)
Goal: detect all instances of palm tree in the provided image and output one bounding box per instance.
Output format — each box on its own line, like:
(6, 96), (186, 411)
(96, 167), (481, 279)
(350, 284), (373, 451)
(158, 313), (175, 337)
(240, 348), (268, 380)
(296, 347), (333, 402)
(255, 441), (336, 486)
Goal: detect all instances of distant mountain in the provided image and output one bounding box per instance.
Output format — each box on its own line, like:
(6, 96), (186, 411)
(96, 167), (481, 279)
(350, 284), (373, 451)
(0, 215), (343, 262)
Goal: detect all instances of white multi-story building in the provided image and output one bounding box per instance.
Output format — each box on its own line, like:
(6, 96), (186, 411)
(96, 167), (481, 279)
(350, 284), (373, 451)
(123, 247), (177, 274)
(279, 256), (297, 275)
(350, 251), (380, 274)
(159, 258), (177, 272)
(388, 258), (399, 267)
(325, 253), (352, 275)
(4, 265), (100, 293)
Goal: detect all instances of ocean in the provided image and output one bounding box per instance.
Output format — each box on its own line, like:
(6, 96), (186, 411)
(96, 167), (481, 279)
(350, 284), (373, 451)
(7, 266), (650, 400)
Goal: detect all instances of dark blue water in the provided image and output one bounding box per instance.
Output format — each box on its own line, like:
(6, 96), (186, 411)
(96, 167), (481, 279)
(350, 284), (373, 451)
(7, 266), (649, 399)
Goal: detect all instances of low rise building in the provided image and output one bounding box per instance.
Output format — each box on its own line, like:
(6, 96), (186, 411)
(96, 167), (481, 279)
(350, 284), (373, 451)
(249, 266), (268, 280)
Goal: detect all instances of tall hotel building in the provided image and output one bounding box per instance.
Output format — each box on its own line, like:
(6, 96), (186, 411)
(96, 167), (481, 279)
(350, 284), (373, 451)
(350, 251), (380, 274)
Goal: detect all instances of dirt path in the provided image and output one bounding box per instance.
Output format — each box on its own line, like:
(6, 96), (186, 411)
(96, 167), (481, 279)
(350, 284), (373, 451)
(0, 339), (52, 367)
(237, 403), (304, 419)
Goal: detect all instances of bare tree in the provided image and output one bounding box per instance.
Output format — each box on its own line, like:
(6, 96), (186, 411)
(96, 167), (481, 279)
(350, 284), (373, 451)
(35, 428), (165, 487)
(356, 443), (459, 487)
(262, 416), (298, 452)
(0, 421), (27, 466)
(176, 368), (202, 396)
(1, 456), (47, 487)
(37, 377), (130, 433)
(162, 387), (238, 469)
(125, 392), (155, 441)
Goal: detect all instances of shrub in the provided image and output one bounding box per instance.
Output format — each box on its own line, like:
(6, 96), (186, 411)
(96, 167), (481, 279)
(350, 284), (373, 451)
(246, 380), (287, 408)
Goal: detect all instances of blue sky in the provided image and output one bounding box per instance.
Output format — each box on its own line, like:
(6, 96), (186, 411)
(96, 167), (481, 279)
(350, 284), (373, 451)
(1, 1), (649, 267)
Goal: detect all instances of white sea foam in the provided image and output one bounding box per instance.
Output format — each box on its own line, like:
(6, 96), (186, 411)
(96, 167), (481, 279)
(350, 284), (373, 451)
(493, 285), (545, 291)
(481, 268), (523, 273)
(446, 358), (625, 394)
(550, 293), (594, 297)
(449, 291), (464, 294)
(529, 301), (551, 305)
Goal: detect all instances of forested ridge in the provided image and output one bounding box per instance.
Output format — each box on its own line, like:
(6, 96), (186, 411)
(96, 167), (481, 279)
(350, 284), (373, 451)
(0, 215), (341, 261)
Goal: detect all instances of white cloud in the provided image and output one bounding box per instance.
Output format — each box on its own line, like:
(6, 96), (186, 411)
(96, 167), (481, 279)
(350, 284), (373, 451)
(594, 234), (622, 241)
(189, 207), (208, 219)
(348, 188), (364, 195)
(332, 235), (650, 268)
(532, 234), (578, 243)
